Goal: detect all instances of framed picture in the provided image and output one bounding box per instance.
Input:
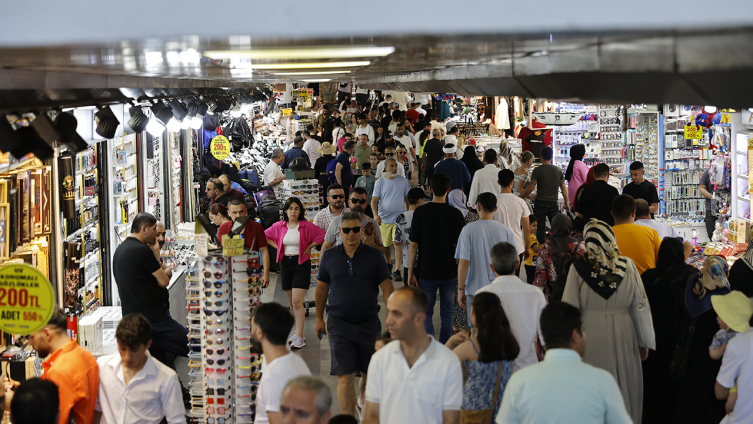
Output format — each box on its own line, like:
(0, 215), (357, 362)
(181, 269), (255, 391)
(17, 172), (30, 244)
(0, 203), (9, 258)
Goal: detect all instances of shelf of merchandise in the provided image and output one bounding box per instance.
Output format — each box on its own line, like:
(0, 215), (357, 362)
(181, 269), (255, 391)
(106, 133), (140, 305)
(731, 114), (753, 219)
(166, 131), (183, 229)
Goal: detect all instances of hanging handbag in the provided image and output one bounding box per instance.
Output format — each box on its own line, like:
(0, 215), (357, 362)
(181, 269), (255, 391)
(460, 362), (503, 424)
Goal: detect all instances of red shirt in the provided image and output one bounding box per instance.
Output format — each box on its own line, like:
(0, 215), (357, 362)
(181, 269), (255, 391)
(217, 219), (268, 250)
(41, 340), (99, 424)
(406, 109), (420, 125)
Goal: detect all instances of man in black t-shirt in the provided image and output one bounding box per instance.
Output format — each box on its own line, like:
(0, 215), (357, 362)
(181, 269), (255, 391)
(376, 131), (398, 159)
(421, 128), (445, 181)
(622, 161), (659, 218)
(112, 212), (188, 367)
(408, 173), (466, 344)
(578, 163), (620, 226)
(699, 167), (717, 238)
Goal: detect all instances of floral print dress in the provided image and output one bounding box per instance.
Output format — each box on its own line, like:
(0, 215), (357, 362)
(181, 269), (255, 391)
(534, 241), (587, 301)
(462, 340), (514, 417)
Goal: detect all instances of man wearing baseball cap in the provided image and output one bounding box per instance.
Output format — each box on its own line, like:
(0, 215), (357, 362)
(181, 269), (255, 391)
(433, 142), (471, 191)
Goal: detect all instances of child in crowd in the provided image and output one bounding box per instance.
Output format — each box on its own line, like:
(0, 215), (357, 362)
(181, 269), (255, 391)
(710, 291), (753, 420)
(369, 153), (380, 179)
(356, 163), (376, 217)
(525, 215), (542, 285)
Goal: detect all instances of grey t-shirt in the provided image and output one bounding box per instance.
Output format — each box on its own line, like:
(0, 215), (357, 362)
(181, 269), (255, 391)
(700, 168), (713, 213)
(324, 214), (383, 246)
(530, 164), (565, 203)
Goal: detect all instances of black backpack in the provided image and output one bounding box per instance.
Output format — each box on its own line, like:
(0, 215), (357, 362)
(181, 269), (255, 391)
(257, 196), (281, 229)
(224, 117), (253, 151)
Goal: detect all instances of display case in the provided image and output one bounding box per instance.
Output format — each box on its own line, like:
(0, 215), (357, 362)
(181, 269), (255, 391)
(732, 112), (753, 219)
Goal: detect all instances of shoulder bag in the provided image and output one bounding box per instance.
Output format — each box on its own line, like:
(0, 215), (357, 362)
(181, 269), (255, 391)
(460, 362), (503, 424)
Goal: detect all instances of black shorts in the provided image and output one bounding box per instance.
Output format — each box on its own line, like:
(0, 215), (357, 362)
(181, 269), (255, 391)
(328, 314), (381, 376)
(280, 256), (311, 290)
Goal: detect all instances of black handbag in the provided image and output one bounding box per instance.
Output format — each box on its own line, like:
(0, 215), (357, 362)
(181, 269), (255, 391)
(669, 314), (698, 381)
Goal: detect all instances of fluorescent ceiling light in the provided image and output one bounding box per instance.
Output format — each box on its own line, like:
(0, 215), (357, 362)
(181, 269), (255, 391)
(204, 46), (393, 60)
(302, 79), (332, 82)
(271, 71), (352, 76)
(250, 61), (370, 70)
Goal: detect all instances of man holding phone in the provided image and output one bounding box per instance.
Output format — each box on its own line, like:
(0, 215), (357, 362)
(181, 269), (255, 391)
(315, 211), (394, 417)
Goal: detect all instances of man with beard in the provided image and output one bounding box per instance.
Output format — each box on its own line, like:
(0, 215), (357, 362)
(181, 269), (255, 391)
(17, 308), (99, 424)
(320, 187), (382, 253)
(314, 184), (350, 232)
(113, 213), (188, 367)
(316, 212), (394, 417)
(372, 159), (410, 282)
(251, 303), (311, 424)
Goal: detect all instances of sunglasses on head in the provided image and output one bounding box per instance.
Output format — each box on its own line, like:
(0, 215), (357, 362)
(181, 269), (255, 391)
(350, 198), (367, 204)
(341, 226), (362, 234)
(330, 194), (345, 199)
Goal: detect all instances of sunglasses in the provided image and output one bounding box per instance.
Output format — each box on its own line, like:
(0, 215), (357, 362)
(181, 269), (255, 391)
(204, 309), (228, 317)
(291, 184), (317, 189)
(330, 194), (345, 199)
(235, 287), (263, 296)
(385, 152), (395, 156)
(205, 328), (227, 335)
(350, 198), (367, 204)
(206, 378), (226, 386)
(204, 290), (227, 298)
(206, 387), (231, 396)
(204, 271), (225, 279)
(207, 397), (227, 405)
(206, 358), (228, 366)
(203, 258), (226, 269)
(203, 281), (226, 289)
(293, 190), (317, 195)
(207, 406), (227, 414)
(342, 226), (362, 234)
(207, 418), (228, 424)
(206, 348), (226, 355)
(205, 300), (230, 307)
(206, 368), (228, 375)
(237, 365), (261, 373)
(206, 319), (224, 327)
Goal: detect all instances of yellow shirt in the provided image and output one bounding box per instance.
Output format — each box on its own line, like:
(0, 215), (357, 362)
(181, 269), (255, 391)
(525, 234), (539, 266)
(612, 223), (662, 275)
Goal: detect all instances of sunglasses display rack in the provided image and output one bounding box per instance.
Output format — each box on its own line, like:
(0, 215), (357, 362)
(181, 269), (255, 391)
(279, 178), (321, 222)
(190, 251), (264, 424)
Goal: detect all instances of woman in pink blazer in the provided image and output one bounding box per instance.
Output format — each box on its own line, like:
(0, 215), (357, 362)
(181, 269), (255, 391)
(265, 197), (325, 349)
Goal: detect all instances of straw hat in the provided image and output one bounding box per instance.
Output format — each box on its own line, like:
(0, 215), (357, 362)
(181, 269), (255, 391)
(711, 291), (753, 333)
(317, 142), (337, 155)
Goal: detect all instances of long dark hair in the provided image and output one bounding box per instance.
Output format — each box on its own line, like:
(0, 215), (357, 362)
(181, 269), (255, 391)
(209, 203), (230, 220)
(282, 197), (306, 222)
(472, 292), (519, 362)
(565, 144), (586, 181)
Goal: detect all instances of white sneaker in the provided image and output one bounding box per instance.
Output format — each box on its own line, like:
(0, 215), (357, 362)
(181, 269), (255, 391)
(290, 335), (306, 349)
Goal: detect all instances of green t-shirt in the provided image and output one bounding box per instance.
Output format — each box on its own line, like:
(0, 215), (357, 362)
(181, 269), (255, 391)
(530, 164), (564, 203)
(354, 143), (372, 176)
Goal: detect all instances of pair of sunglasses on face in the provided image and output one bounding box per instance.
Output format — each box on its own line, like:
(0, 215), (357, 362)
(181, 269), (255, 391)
(341, 226), (362, 234)
(350, 198), (367, 204)
(330, 194), (345, 199)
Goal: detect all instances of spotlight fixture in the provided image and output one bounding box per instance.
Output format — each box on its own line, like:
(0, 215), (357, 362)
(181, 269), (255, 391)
(13, 126), (54, 160)
(127, 106), (150, 133)
(54, 112), (89, 152)
(94, 106), (120, 139)
(169, 100), (188, 121)
(186, 102), (203, 130)
(230, 104), (243, 118)
(0, 115), (25, 153)
(196, 102), (209, 116)
(147, 102), (168, 136)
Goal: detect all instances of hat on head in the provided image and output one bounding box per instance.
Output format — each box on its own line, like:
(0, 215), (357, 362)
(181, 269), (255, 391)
(317, 142), (337, 155)
(443, 143), (457, 154)
(407, 187), (430, 202)
(711, 291), (753, 333)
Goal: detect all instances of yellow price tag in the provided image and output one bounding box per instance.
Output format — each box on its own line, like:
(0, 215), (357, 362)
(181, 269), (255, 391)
(282, 108), (292, 117)
(0, 264), (55, 335)
(685, 125), (703, 140)
(222, 236), (245, 257)
(210, 136), (231, 160)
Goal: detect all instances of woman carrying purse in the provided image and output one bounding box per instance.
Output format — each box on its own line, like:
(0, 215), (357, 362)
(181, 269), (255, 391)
(445, 292), (519, 423)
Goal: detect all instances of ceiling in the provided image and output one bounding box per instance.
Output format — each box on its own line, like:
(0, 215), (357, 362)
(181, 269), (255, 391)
(1, 28), (753, 109)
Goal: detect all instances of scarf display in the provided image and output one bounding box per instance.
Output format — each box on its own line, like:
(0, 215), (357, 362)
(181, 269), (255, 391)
(565, 143), (586, 181)
(573, 219), (628, 299)
(448, 189), (469, 217)
(549, 213), (578, 255)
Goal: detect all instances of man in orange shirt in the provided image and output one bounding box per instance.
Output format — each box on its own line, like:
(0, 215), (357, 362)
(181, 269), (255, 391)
(611, 194), (662, 274)
(26, 308), (99, 424)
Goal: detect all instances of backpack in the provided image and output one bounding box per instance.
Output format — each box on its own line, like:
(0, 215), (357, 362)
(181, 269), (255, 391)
(258, 196), (282, 229)
(326, 157), (339, 183)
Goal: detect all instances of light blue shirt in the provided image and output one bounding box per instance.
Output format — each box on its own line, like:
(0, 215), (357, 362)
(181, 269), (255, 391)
(497, 349), (632, 424)
(455, 220), (515, 295)
(372, 175), (410, 224)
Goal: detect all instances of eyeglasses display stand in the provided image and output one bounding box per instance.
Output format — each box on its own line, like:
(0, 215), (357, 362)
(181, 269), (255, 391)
(189, 250), (263, 424)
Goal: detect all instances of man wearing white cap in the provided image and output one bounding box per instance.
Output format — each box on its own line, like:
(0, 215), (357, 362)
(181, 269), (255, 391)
(433, 140), (471, 192)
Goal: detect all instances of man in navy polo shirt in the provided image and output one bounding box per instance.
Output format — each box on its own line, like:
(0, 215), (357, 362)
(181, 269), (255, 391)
(315, 211), (394, 418)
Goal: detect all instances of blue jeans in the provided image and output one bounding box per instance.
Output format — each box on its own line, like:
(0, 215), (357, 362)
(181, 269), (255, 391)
(418, 277), (457, 343)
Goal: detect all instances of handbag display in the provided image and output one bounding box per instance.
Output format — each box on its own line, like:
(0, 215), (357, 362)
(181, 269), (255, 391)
(460, 361), (503, 424)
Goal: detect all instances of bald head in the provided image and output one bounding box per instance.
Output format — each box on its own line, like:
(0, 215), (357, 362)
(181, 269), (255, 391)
(635, 199), (651, 220)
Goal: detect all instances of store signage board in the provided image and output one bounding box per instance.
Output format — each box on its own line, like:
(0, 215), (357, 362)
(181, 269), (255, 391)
(210, 136), (230, 160)
(685, 125), (703, 140)
(0, 264), (55, 335)
(195, 234), (209, 258)
(222, 236), (244, 257)
(282, 108), (293, 117)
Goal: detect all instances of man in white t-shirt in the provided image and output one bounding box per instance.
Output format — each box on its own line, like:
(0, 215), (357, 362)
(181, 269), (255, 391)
(492, 169), (531, 276)
(355, 114), (376, 145)
(393, 123), (417, 169)
(302, 130), (322, 164)
(363, 287), (462, 424)
(251, 303), (311, 424)
(264, 148), (286, 189)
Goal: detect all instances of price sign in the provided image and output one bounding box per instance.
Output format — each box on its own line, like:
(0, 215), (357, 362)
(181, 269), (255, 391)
(0, 264), (55, 335)
(195, 234), (209, 258)
(292, 89), (309, 97)
(282, 108), (293, 117)
(685, 125), (703, 140)
(222, 236), (245, 257)
(210, 136), (230, 160)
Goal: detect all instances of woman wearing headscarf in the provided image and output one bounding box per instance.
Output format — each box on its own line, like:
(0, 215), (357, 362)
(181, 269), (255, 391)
(671, 255), (729, 423)
(447, 189), (473, 333)
(498, 142), (521, 171)
(572, 167), (596, 233)
(565, 143), (589, 206)
(727, 225), (753, 297)
(562, 219), (656, 424)
(639, 238), (698, 424)
(460, 145), (485, 196)
(533, 213), (586, 300)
